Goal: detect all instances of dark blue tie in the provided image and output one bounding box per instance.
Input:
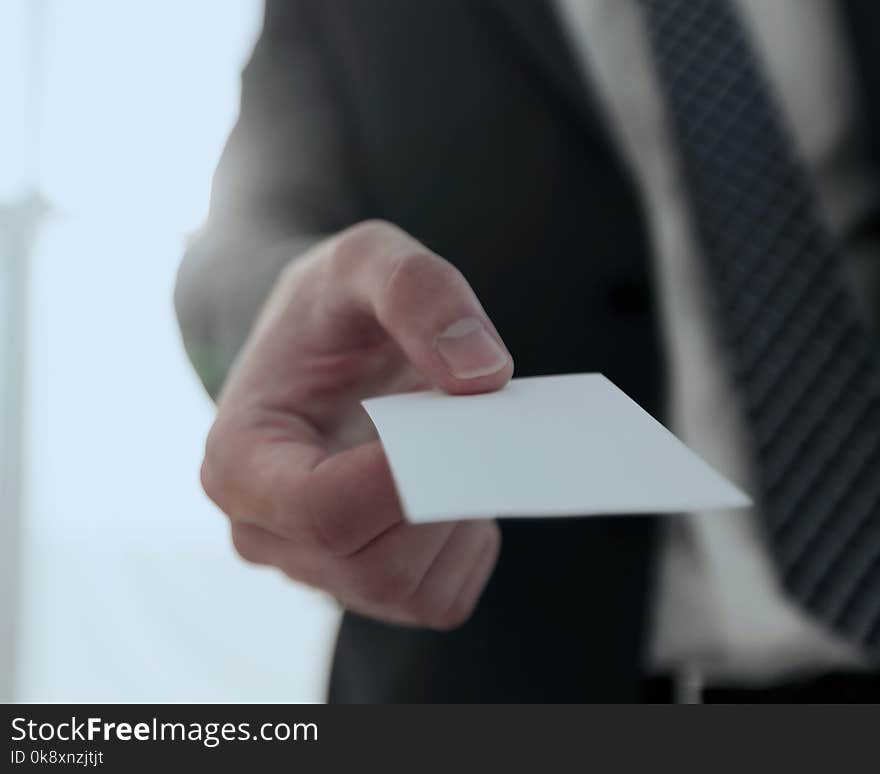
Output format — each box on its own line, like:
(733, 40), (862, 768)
(638, 0), (880, 651)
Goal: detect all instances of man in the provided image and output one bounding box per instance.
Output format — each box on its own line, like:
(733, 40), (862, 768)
(175, 0), (880, 702)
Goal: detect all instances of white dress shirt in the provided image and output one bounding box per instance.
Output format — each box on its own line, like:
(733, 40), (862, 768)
(552, 0), (876, 683)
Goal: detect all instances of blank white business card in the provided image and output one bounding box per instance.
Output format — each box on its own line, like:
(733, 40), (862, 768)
(363, 373), (752, 524)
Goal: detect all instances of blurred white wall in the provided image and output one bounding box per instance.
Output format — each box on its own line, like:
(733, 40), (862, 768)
(3, 0), (339, 702)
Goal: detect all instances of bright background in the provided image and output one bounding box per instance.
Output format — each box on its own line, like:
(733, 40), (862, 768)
(1, 0), (339, 702)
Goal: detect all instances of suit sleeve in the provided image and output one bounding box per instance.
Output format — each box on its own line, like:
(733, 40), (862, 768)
(174, 0), (362, 397)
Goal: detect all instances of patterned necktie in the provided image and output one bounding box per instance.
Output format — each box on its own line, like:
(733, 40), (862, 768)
(637, 0), (880, 651)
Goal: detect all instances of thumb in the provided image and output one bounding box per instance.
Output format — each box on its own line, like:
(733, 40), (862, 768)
(336, 221), (514, 394)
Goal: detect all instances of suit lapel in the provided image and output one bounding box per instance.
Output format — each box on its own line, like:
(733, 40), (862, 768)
(481, 0), (604, 134)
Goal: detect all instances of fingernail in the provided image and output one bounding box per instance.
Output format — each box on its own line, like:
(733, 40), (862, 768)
(434, 317), (509, 379)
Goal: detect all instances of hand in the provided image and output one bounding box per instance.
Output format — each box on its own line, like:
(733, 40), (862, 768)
(201, 220), (514, 629)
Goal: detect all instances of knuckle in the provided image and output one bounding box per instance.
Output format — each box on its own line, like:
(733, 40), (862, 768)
(253, 462), (310, 540)
(263, 505), (299, 542)
(230, 526), (264, 566)
(201, 419), (270, 521)
(355, 562), (419, 607)
(201, 420), (301, 538)
(431, 597), (475, 631)
(309, 506), (354, 555)
(381, 250), (457, 324)
(426, 528), (499, 631)
(406, 583), (473, 631)
(277, 558), (309, 585)
(345, 218), (401, 243)
(200, 422), (236, 510)
(387, 249), (452, 295)
(331, 219), (401, 271)
(199, 455), (219, 504)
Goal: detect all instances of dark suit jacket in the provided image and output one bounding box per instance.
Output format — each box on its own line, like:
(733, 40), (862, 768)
(181, 0), (880, 702)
